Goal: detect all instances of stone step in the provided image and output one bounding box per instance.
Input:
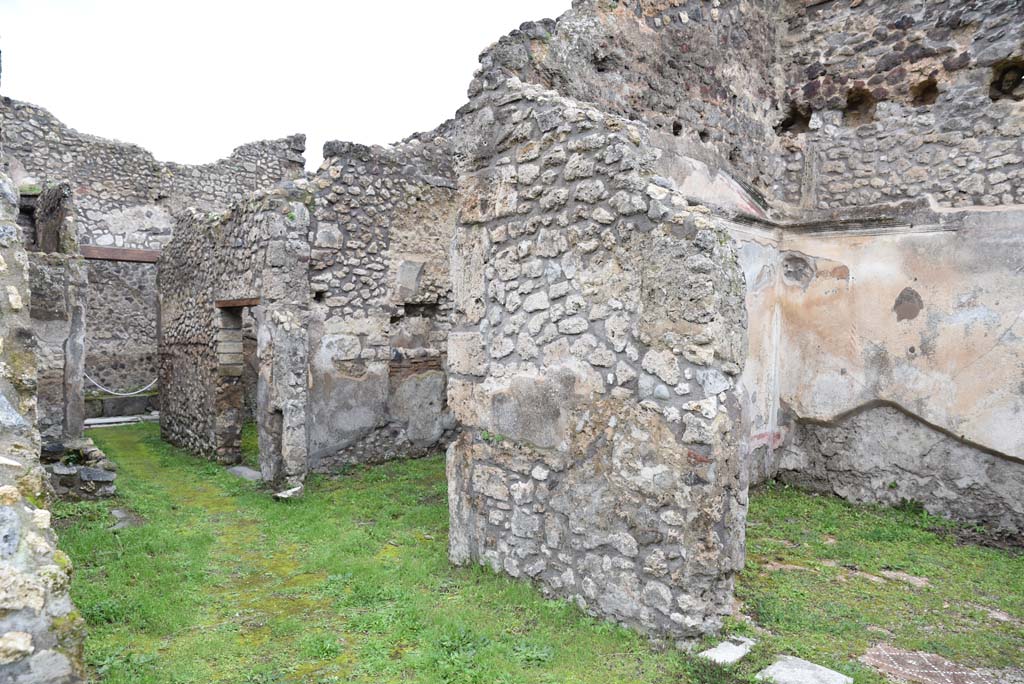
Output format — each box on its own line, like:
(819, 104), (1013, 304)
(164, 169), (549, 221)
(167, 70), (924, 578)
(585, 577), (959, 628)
(84, 412), (160, 428)
(227, 466), (263, 482)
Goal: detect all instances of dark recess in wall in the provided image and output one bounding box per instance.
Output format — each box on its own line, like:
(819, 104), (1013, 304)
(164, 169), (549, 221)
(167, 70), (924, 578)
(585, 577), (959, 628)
(775, 102), (811, 134)
(843, 87), (877, 126)
(990, 58), (1024, 101)
(911, 78), (939, 106)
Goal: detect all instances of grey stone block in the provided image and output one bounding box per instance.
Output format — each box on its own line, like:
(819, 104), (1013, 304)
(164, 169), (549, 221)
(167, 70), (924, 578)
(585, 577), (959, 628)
(756, 656), (853, 684)
(227, 466), (263, 482)
(77, 466), (117, 482)
(0, 507), (21, 559)
(699, 636), (756, 665)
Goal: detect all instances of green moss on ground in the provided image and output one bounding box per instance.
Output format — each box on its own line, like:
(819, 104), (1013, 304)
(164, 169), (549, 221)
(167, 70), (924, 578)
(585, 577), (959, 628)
(54, 424), (1023, 683)
(241, 421), (259, 469)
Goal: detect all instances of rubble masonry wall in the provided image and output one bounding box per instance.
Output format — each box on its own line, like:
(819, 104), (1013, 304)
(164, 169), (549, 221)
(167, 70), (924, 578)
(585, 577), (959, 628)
(305, 136), (458, 470)
(481, 0), (785, 208)
(446, 75), (748, 640)
(0, 168), (84, 683)
(0, 98), (304, 394)
(158, 185), (311, 490)
(775, 0), (1024, 209)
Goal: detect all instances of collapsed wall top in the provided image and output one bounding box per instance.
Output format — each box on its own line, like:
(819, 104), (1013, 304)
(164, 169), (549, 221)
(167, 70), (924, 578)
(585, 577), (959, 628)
(476, 0), (1024, 213)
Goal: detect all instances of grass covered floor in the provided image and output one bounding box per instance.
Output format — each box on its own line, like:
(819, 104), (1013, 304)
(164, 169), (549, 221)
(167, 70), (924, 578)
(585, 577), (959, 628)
(54, 424), (1023, 683)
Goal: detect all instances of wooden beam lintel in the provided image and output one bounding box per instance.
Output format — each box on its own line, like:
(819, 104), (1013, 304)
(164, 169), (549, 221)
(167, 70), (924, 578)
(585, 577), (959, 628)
(80, 245), (161, 263)
(215, 297), (261, 309)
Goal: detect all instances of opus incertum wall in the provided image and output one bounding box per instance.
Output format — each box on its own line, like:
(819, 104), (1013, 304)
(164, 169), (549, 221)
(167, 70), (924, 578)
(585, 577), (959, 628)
(446, 76), (749, 641)
(159, 185), (312, 493)
(0, 97), (304, 396)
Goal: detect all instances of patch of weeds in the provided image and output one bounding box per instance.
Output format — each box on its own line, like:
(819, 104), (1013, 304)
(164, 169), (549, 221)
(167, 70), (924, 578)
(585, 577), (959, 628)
(300, 632), (343, 660)
(243, 672), (285, 684)
(340, 583), (401, 608)
(82, 596), (130, 624)
(241, 421), (259, 469)
(894, 498), (925, 515)
(512, 642), (554, 665)
(437, 625), (491, 657)
(319, 573), (354, 598)
(421, 625), (496, 683)
(51, 499), (111, 529)
(678, 657), (746, 684)
(89, 647), (157, 679)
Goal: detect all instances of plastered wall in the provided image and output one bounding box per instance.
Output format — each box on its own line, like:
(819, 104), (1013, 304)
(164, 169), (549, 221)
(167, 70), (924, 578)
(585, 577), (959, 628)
(729, 203), (1024, 531)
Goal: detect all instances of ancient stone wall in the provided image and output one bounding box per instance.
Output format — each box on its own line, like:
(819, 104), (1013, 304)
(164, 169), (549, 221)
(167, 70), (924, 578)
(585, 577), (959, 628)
(774, 0), (1024, 209)
(0, 168), (84, 683)
(446, 75), (748, 641)
(160, 130), (460, 483)
(159, 184), (312, 491)
(1, 99), (306, 248)
(480, 0), (785, 207)
(485, 0), (1024, 214)
(0, 97), (305, 406)
(778, 406), (1024, 534)
(306, 134), (457, 470)
(28, 254), (85, 452)
(84, 261), (157, 394)
(487, 0), (1024, 533)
